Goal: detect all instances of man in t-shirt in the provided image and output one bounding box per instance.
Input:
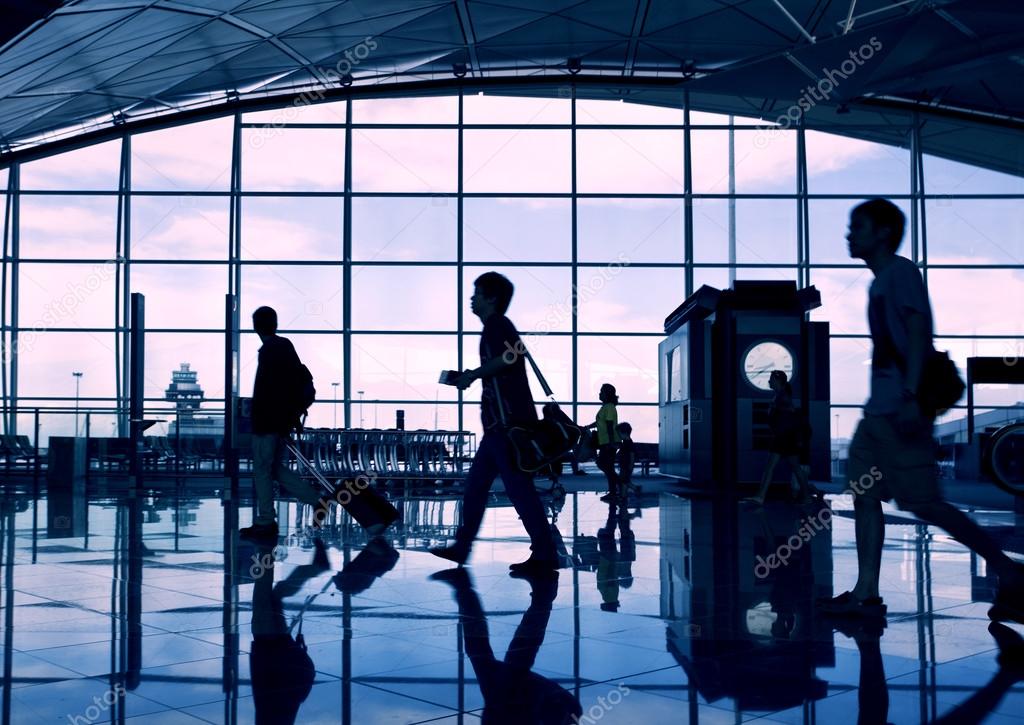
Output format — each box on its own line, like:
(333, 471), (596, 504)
(430, 272), (558, 576)
(819, 199), (1024, 622)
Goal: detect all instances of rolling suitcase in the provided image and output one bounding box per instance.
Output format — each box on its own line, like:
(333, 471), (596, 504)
(286, 442), (400, 534)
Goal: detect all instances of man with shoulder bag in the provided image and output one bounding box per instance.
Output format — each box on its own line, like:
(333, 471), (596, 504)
(430, 272), (559, 577)
(818, 199), (1024, 623)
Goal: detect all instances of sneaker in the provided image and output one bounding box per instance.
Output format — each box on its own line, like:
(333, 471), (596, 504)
(817, 591), (887, 618)
(240, 521), (278, 540)
(599, 492), (621, 503)
(429, 545), (468, 566)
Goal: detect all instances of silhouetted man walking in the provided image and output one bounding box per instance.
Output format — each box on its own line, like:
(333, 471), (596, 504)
(241, 306), (323, 539)
(819, 199), (1024, 622)
(430, 272), (558, 576)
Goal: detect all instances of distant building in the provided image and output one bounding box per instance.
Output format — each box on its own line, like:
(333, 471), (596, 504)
(935, 403), (1024, 445)
(165, 363), (223, 437)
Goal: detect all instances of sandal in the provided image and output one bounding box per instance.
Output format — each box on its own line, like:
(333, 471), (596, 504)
(817, 591), (887, 617)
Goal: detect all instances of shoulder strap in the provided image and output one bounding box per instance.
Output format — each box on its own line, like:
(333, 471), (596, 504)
(519, 341), (554, 399)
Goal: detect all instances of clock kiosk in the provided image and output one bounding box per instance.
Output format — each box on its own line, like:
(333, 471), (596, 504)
(658, 281), (830, 489)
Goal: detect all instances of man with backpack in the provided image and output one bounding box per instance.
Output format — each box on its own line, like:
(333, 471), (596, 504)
(818, 199), (1024, 623)
(241, 306), (325, 540)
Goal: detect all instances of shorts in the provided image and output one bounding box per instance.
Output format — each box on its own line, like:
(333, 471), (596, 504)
(845, 413), (939, 507)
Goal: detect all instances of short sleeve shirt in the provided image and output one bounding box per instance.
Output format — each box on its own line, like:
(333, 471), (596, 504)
(866, 255), (933, 415)
(479, 315), (537, 430)
(595, 403), (621, 446)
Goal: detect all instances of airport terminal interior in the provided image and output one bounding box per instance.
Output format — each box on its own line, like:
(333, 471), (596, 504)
(1, 0), (1023, 723)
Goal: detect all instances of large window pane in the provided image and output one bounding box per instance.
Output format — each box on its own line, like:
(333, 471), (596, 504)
(737, 200), (798, 264)
(576, 99), (682, 125)
(462, 266), (571, 334)
(244, 98), (347, 125)
(132, 195), (229, 260)
(19, 262), (116, 329)
(20, 140), (121, 191)
(464, 130), (570, 193)
(352, 266), (456, 331)
(693, 198), (728, 263)
(924, 154), (1024, 195)
(131, 264), (227, 329)
(808, 268), (872, 334)
(577, 130), (684, 193)
(353, 96), (457, 124)
(691, 130), (796, 194)
(351, 334), (457, 403)
(240, 333), (343, 402)
(241, 197), (342, 261)
(925, 199), (1024, 266)
(577, 336), (659, 403)
(578, 199), (683, 263)
(464, 199), (569, 263)
(133, 117), (233, 191)
(145, 333), (224, 401)
(830, 337), (872, 406)
(16, 332), (117, 399)
(806, 131), (910, 194)
(352, 129), (456, 192)
(809, 199), (911, 264)
(19, 195), (117, 259)
(353, 197), (455, 262)
(928, 269), (1024, 336)
(241, 265), (343, 331)
(242, 128), (345, 191)
(576, 267), (684, 333)
(463, 94), (570, 125)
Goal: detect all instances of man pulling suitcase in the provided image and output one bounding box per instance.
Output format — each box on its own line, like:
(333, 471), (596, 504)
(240, 306), (397, 540)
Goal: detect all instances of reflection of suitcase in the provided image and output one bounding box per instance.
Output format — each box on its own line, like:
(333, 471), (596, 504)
(286, 443), (400, 533)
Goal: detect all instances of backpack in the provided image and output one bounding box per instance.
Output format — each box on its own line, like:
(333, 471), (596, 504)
(292, 362), (316, 430)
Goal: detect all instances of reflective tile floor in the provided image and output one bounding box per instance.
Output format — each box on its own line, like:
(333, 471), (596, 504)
(1, 475), (1023, 724)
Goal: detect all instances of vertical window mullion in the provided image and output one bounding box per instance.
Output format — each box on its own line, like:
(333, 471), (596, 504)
(343, 97), (353, 428)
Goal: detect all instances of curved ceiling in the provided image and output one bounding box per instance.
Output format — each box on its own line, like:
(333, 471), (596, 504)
(1, 0), (1023, 175)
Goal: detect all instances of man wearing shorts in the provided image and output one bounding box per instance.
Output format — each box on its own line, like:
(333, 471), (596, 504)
(819, 199), (1024, 621)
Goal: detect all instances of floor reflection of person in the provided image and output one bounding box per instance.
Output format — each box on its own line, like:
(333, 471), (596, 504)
(430, 568), (581, 724)
(840, 618), (1024, 725)
(249, 540), (326, 725)
(250, 538), (399, 725)
(596, 503), (635, 612)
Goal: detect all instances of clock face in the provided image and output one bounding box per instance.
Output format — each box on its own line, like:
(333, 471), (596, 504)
(743, 341), (794, 391)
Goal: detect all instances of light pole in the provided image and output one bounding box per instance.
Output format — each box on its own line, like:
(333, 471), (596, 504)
(72, 371), (83, 437)
(331, 382), (340, 429)
(357, 390), (365, 428)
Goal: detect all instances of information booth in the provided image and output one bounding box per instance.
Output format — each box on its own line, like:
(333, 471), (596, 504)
(658, 281), (830, 488)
